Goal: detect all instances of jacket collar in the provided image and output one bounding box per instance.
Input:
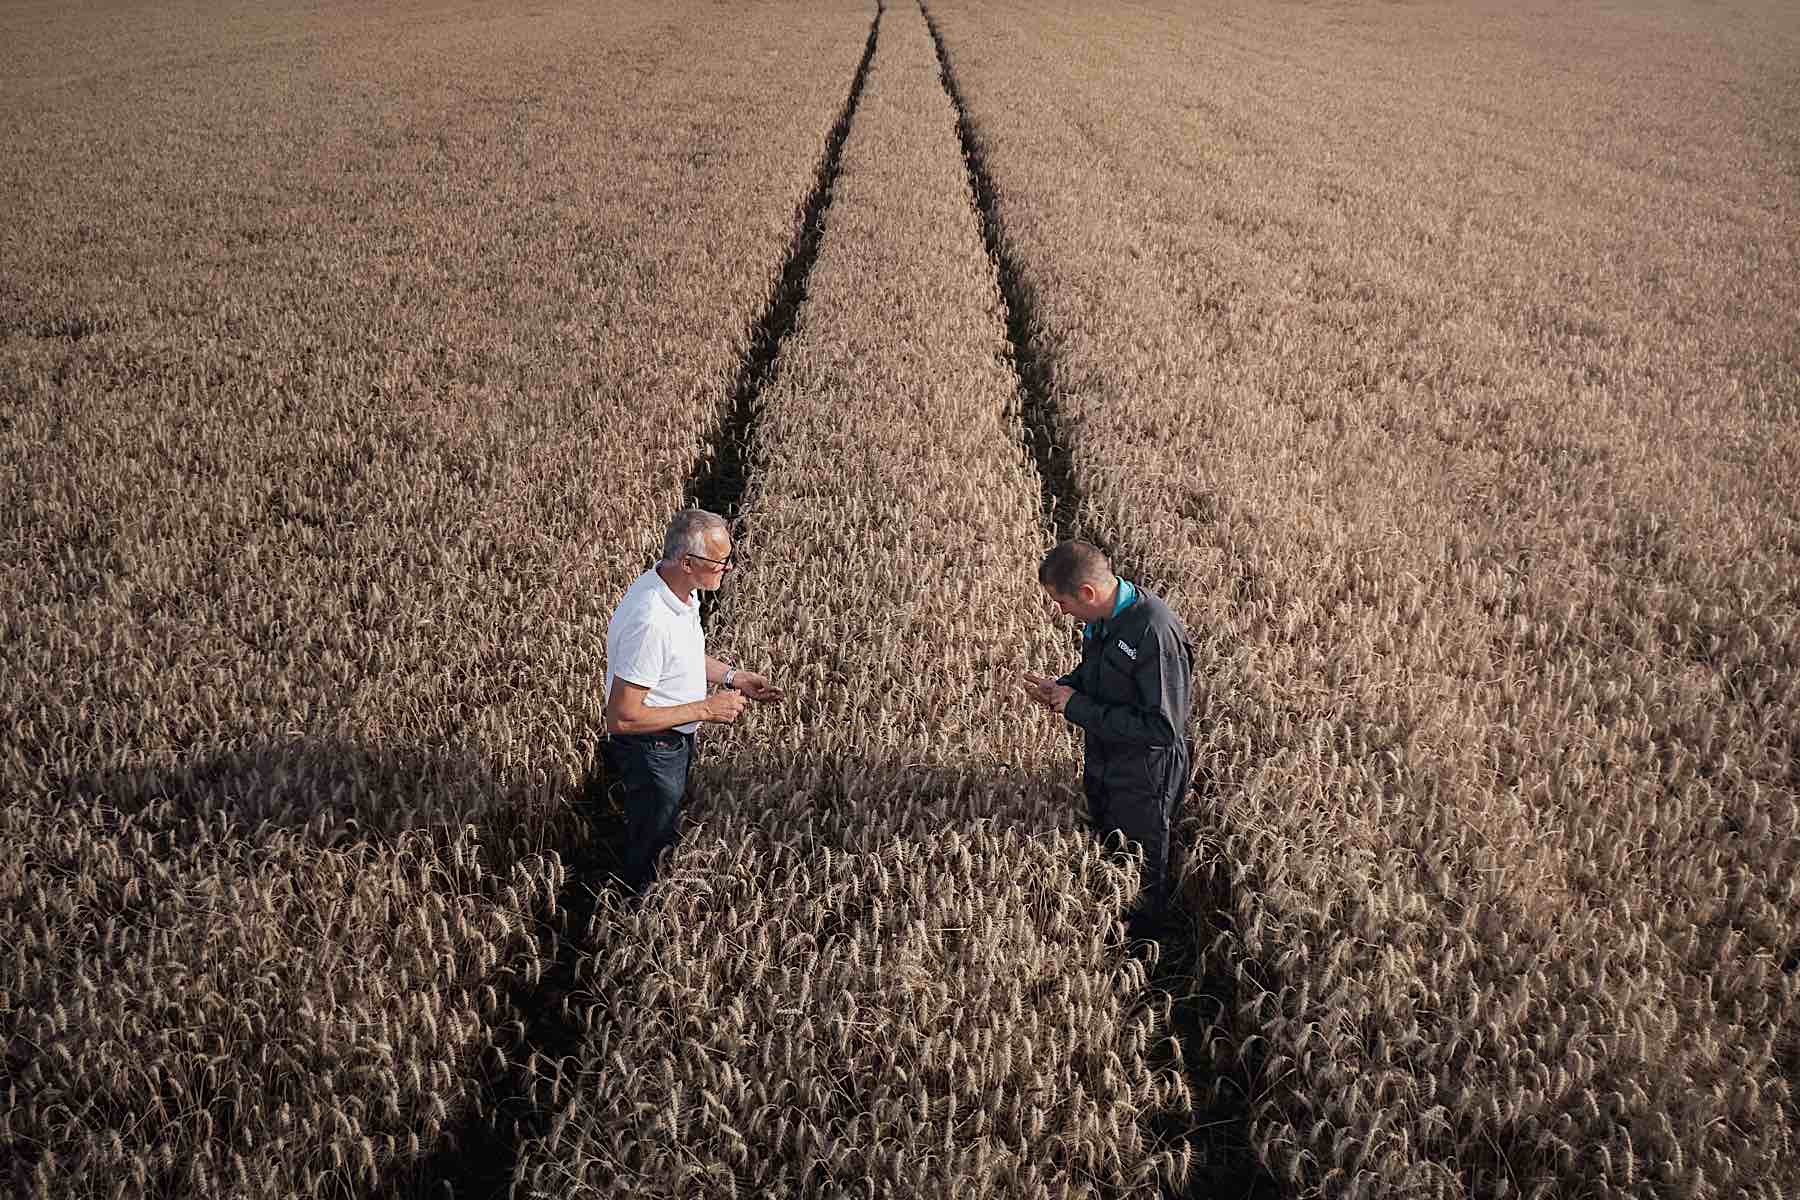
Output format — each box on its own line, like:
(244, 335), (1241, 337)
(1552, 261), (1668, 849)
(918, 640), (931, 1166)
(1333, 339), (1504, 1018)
(1083, 577), (1139, 641)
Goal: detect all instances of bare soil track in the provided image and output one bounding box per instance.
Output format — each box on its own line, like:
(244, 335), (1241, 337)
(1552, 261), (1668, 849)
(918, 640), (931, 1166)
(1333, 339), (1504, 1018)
(408, 10), (888, 1198)
(924, 4), (1280, 1195)
(920, 1), (1078, 548)
(688, 3), (885, 529)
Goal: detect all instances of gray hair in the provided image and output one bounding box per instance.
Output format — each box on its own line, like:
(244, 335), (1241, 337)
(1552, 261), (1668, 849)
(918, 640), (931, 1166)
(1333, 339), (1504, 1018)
(661, 508), (729, 562)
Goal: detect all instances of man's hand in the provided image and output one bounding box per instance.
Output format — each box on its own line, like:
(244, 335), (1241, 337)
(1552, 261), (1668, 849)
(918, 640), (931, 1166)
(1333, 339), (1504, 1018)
(1020, 671), (1074, 714)
(701, 689), (749, 723)
(730, 670), (784, 704)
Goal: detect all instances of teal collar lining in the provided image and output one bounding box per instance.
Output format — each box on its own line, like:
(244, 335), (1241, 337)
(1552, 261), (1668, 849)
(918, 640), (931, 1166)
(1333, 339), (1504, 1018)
(1083, 577), (1138, 641)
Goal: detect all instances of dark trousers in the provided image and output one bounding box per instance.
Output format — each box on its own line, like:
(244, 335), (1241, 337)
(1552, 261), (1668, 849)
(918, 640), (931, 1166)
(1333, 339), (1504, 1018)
(599, 730), (693, 892)
(1085, 747), (1188, 928)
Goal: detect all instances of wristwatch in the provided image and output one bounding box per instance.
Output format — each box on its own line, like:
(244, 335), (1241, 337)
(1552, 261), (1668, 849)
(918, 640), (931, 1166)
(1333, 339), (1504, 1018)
(723, 667), (737, 689)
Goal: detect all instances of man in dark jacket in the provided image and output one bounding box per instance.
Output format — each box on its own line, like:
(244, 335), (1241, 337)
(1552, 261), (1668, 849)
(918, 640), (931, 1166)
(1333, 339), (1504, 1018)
(1023, 540), (1194, 933)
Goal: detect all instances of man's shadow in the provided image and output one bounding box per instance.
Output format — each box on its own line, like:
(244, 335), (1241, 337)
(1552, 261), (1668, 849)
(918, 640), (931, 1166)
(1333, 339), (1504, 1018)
(73, 735), (579, 859)
(29, 735), (597, 1200)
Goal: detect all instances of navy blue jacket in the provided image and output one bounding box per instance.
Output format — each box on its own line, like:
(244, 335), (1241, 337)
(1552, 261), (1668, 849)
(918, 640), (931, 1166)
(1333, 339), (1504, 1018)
(1058, 585), (1194, 799)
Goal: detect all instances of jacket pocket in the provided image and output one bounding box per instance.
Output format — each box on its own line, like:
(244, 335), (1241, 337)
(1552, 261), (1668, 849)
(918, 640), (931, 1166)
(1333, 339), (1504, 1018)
(1105, 744), (1175, 800)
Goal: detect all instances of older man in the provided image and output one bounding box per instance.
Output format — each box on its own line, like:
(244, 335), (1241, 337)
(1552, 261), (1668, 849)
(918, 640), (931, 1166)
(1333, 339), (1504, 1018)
(1023, 540), (1194, 932)
(602, 508), (782, 890)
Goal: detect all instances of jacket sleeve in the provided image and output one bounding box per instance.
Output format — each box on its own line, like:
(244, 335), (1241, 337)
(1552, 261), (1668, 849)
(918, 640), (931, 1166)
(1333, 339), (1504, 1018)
(1061, 624), (1186, 746)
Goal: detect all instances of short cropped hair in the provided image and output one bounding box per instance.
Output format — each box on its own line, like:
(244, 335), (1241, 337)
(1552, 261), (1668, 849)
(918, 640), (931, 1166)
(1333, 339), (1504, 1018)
(1038, 540), (1111, 595)
(661, 508), (729, 562)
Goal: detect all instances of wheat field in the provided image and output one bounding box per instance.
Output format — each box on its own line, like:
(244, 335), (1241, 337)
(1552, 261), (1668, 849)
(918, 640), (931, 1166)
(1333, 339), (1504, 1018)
(4, 0), (1797, 1197)
(928, 0), (1799, 1194)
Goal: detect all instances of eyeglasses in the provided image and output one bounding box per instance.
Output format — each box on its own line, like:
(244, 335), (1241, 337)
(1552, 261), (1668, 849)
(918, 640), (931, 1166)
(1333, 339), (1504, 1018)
(686, 551), (735, 571)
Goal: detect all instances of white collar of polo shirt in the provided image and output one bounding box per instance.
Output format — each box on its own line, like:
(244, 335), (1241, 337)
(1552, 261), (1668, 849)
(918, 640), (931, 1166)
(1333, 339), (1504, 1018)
(652, 565), (700, 614)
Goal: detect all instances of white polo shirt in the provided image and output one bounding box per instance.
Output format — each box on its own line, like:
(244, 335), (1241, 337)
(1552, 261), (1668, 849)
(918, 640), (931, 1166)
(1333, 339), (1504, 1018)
(605, 567), (707, 734)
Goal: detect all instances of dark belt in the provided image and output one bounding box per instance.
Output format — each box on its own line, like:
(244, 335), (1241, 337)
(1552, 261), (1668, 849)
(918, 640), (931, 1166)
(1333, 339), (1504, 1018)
(604, 729), (694, 748)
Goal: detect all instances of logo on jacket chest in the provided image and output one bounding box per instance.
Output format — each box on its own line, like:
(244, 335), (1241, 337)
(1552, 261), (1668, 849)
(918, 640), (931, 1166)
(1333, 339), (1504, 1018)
(1116, 639), (1138, 661)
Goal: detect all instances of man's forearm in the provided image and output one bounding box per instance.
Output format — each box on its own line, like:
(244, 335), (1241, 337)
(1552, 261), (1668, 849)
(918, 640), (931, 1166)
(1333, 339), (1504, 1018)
(705, 656), (736, 687)
(607, 699), (709, 734)
(1062, 692), (1177, 745)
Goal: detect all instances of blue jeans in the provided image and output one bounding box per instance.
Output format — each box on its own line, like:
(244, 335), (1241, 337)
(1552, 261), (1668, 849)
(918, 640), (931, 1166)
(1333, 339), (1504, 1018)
(600, 731), (693, 891)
